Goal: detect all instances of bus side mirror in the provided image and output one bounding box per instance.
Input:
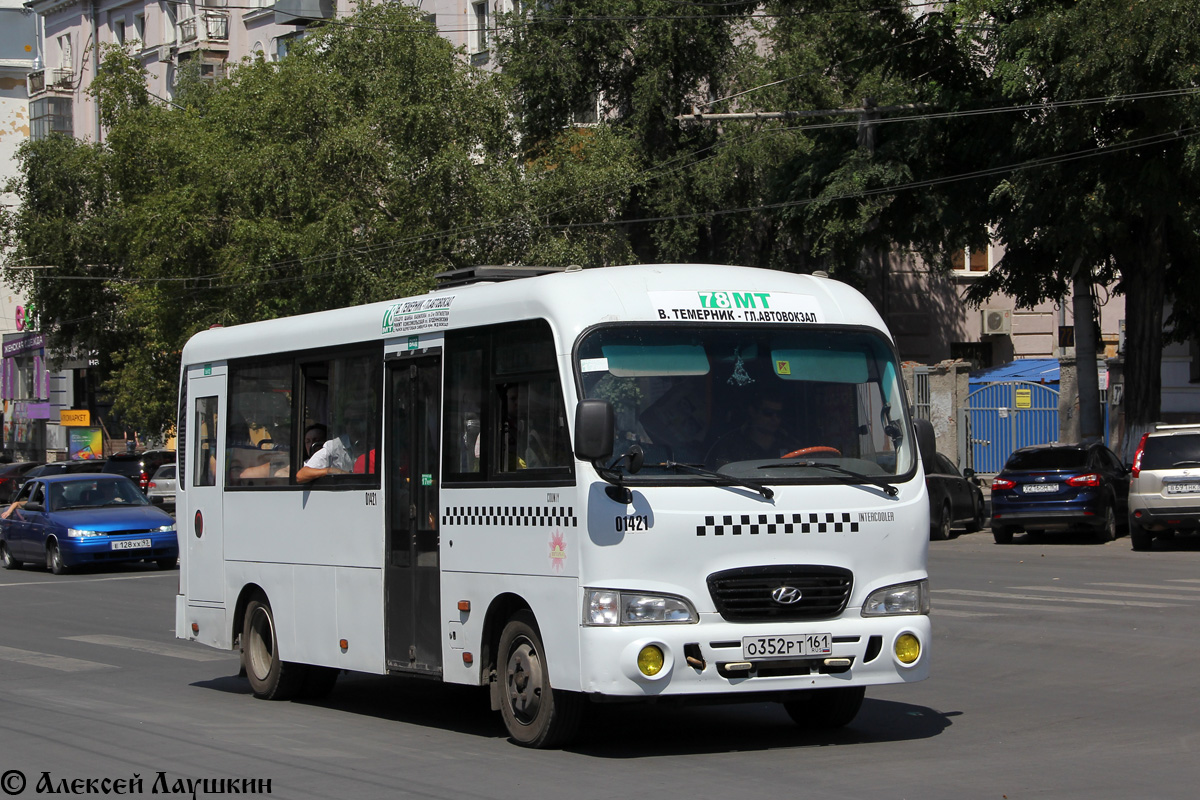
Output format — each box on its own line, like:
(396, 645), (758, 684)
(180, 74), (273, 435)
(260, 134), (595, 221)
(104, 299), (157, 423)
(914, 418), (936, 468)
(574, 400), (614, 461)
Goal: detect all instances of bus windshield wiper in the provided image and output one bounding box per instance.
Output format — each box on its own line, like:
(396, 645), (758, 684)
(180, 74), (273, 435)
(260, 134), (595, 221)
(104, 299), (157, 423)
(764, 460), (898, 497)
(663, 462), (774, 500)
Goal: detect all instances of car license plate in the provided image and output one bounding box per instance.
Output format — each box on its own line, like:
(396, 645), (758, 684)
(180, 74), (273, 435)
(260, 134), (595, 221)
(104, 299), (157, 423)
(742, 633), (832, 660)
(111, 539), (151, 551)
(1166, 483), (1200, 494)
(1022, 483), (1059, 493)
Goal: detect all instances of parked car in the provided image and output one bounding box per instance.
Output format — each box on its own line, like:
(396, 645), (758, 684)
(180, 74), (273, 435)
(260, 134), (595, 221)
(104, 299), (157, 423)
(1127, 424), (1200, 551)
(103, 450), (175, 493)
(925, 451), (985, 540)
(147, 464), (177, 512)
(990, 442), (1131, 544)
(0, 474), (178, 574)
(0, 461), (44, 502)
(11, 460), (105, 501)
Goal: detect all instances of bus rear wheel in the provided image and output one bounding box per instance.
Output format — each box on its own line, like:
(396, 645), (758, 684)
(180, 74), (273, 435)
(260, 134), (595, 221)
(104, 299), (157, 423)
(497, 611), (582, 748)
(242, 597), (306, 701)
(782, 686), (865, 731)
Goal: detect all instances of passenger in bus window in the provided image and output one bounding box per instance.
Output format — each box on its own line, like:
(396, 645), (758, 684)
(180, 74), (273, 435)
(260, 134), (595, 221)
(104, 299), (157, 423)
(303, 424), (327, 460)
(295, 416), (373, 482)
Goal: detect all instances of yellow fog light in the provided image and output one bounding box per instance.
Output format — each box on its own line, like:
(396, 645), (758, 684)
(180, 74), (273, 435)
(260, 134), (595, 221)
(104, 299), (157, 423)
(637, 645), (665, 676)
(894, 633), (921, 664)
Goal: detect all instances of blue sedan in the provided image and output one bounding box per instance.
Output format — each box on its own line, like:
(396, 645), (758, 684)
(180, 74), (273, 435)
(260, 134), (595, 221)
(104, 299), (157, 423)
(0, 474), (178, 574)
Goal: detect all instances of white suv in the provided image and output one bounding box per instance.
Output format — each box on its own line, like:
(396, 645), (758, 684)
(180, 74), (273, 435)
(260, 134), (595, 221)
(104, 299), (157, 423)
(1128, 424), (1200, 551)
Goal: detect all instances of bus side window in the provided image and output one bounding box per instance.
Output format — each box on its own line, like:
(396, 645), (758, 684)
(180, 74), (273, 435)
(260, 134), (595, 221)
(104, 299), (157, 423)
(195, 396), (218, 487)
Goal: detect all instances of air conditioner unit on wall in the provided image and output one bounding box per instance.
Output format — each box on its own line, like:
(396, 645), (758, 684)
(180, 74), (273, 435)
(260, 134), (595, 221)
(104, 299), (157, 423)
(981, 308), (1012, 336)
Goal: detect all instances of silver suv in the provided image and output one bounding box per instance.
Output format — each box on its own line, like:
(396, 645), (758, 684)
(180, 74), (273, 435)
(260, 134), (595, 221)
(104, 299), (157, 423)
(1128, 424), (1200, 551)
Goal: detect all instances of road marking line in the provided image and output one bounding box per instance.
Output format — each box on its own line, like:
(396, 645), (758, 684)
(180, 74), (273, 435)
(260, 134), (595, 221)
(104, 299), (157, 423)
(933, 597), (1085, 612)
(1011, 585), (1200, 602)
(1090, 582), (1200, 592)
(1168, 579), (1200, 584)
(64, 634), (232, 662)
(937, 588), (1182, 608)
(0, 573), (174, 588)
(934, 609), (999, 618)
(0, 645), (116, 672)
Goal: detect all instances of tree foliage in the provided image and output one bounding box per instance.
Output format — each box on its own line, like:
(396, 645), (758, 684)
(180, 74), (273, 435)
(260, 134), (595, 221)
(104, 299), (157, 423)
(955, 0), (1200, 428)
(4, 3), (526, 435)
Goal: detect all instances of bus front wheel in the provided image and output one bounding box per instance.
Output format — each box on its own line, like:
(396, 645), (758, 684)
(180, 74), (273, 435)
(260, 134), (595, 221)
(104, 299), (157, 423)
(242, 597), (306, 701)
(497, 611), (583, 748)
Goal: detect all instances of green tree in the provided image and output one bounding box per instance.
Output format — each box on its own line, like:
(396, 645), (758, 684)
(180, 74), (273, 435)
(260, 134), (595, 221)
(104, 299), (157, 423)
(3, 3), (525, 435)
(955, 0), (1200, 436)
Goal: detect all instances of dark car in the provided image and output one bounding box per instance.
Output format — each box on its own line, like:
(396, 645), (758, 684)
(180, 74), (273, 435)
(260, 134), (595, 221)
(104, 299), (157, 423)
(0, 474), (178, 574)
(11, 460), (105, 501)
(103, 450), (176, 493)
(990, 442), (1131, 544)
(0, 461), (44, 502)
(926, 452), (985, 540)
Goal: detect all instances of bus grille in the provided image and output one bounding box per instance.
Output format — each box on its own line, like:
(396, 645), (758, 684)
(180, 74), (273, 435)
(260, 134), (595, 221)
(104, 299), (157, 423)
(707, 565), (853, 622)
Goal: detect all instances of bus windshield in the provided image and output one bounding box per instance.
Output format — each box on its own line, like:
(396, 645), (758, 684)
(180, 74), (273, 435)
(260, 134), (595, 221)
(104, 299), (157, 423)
(577, 325), (915, 482)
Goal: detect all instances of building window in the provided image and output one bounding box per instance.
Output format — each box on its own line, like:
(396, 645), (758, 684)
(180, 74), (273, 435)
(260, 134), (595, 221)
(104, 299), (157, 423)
(57, 33), (72, 69)
(134, 13), (146, 45)
(112, 17), (127, 45)
(951, 246), (989, 273)
(163, 2), (177, 45)
(30, 97), (73, 140)
(472, 1), (488, 53)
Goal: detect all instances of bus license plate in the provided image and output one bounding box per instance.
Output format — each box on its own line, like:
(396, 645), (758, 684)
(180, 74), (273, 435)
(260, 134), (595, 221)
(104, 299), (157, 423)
(1166, 483), (1200, 494)
(1022, 483), (1058, 493)
(743, 633), (832, 660)
(112, 539), (151, 551)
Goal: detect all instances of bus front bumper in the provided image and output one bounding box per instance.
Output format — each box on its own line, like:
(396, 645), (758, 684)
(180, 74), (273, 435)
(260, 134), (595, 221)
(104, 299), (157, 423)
(577, 612), (930, 699)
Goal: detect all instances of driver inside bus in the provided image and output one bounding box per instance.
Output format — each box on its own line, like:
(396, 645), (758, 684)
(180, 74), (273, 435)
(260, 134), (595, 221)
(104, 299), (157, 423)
(705, 392), (793, 467)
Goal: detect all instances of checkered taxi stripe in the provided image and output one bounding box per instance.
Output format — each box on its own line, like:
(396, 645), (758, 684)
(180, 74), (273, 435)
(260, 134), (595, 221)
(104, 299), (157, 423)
(442, 506), (578, 528)
(697, 512), (858, 536)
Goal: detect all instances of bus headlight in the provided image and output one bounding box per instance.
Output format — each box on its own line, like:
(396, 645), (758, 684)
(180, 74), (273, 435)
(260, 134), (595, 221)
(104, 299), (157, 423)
(861, 580), (930, 616)
(584, 589), (698, 625)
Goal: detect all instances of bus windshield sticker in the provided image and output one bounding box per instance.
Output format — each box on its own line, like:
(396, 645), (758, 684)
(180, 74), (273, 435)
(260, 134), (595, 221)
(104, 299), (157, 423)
(382, 295), (456, 335)
(580, 358), (609, 373)
(649, 291), (821, 324)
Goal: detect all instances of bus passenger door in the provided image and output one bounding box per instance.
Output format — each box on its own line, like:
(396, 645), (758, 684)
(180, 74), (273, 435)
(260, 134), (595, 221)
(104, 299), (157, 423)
(185, 370), (226, 604)
(385, 356), (442, 675)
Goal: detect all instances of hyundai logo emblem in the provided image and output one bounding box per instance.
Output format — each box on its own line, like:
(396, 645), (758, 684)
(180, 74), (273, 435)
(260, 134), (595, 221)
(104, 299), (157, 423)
(771, 585), (803, 605)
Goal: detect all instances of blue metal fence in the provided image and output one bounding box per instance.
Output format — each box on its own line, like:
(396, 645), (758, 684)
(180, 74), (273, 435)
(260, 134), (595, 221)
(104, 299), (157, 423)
(966, 380), (1060, 473)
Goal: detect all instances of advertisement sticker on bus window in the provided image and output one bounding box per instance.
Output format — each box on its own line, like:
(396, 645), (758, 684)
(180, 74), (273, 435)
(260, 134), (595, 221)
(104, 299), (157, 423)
(648, 291), (821, 324)
(382, 295), (456, 335)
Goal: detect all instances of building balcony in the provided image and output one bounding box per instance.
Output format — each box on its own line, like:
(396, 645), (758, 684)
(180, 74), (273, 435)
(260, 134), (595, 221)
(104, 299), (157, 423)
(27, 68), (75, 97)
(179, 12), (230, 46)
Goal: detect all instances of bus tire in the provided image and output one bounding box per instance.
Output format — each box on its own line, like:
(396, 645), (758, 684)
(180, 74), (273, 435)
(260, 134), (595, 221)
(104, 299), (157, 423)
(782, 686), (865, 730)
(497, 611), (582, 748)
(242, 597), (306, 701)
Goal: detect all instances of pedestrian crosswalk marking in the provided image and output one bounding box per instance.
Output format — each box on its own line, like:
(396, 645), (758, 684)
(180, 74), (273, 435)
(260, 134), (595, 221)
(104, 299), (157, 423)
(936, 588), (1182, 608)
(65, 634), (232, 662)
(933, 596), (1085, 613)
(1090, 582), (1200, 592)
(0, 645), (115, 672)
(1011, 585), (1200, 602)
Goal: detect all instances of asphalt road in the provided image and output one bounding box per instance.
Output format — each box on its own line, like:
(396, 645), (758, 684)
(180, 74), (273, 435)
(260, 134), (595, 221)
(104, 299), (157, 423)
(1, 530), (1198, 800)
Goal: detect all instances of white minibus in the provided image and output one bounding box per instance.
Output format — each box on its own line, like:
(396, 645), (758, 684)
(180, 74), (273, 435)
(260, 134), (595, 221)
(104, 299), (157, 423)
(176, 263), (932, 747)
